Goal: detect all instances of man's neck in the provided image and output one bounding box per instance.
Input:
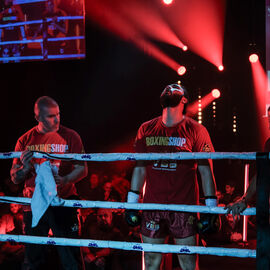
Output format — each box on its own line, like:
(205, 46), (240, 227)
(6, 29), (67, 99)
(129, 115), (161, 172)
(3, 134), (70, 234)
(162, 107), (185, 127)
(37, 124), (57, 134)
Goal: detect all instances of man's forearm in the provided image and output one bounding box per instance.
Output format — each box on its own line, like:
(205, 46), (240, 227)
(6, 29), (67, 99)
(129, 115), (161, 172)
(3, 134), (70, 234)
(199, 164), (216, 197)
(10, 166), (31, 184)
(64, 163), (88, 184)
(130, 165), (146, 192)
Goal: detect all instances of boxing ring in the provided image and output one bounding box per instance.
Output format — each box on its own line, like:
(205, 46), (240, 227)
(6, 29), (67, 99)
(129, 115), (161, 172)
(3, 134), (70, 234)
(0, 16), (85, 61)
(0, 152), (269, 269)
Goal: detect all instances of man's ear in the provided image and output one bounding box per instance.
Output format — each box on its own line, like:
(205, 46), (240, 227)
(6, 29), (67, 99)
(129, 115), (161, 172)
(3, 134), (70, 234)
(35, 114), (39, 122)
(182, 97), (188, 104)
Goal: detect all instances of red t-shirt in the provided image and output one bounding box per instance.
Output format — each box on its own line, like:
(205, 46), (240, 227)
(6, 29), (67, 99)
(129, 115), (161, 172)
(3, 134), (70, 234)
(13, 125), (85, 199)
(134, 116), (214, 205)
(264, 138), (270, 152)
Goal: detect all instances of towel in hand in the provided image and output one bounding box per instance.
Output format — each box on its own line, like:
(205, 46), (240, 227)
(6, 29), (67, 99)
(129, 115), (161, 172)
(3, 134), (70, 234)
(31, 161), (64, 227)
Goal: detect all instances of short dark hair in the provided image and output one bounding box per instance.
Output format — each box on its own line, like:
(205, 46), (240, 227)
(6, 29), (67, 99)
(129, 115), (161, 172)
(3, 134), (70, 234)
(34, 96), (58, 115)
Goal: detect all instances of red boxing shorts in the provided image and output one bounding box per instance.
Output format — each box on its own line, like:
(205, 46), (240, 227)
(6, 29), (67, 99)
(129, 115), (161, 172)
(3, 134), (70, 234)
(141, 210), (197, 239)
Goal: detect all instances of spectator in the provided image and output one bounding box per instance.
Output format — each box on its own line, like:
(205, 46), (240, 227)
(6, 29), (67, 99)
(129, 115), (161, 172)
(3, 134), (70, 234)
(216, 190), (224, 205)
(0, 203), (23, 235)
(83, 173), (104, 201)
(0, 203), (24, 269)
(111, 173), (130, 202)
(221, 182), (240, 205)
(102, 180), (121, 202)
(82, 208), (124, 270)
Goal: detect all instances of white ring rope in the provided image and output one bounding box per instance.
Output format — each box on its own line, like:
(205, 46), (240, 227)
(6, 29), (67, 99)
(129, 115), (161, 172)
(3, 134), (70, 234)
(0, 151), (268, 161)
(0, 16), (84, 29)
(0, 152), (261, 260)
(0, 196), (256, 215)
(0, 234), (256, 258)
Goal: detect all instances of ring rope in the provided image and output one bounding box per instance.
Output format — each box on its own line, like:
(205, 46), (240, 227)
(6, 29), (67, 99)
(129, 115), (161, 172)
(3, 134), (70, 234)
(0, 36), (85, 45)
(0, 54), (85, 61)
(0, 152), (260, 261)
(0, 151), (268, 161)
(0, 16), (84, 29)
(0, 234), (256, 258)
(0, 196), (257, 215)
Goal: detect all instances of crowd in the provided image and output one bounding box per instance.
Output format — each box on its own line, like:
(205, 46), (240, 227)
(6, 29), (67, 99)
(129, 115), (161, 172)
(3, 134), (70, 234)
(0, 171), (257, 270)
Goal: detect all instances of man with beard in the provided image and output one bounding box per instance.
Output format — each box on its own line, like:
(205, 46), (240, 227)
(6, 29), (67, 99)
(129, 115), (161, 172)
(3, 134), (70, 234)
(82, 208), (124, 270)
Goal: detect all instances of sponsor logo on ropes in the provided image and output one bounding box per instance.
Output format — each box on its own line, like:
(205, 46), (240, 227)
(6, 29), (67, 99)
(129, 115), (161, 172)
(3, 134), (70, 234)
(47, 240), (56, 245)
(7, 238), (16, 244)
(133, 244), (143, 251)
(73, 202), (83, 208)
(180, 247), (191, 253)
(88, 242), (98, 248)
(81, 154), (92, 160)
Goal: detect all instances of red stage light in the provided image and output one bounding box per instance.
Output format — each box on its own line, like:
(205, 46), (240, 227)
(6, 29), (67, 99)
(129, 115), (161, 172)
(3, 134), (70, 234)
(218, 65), (224, 71)
(249, 54), (259, 63)
(163, 0), (174, 5)
(212, 89), (221, 98)
(177, 66), (186, 75)
(182, 45), (188, 51)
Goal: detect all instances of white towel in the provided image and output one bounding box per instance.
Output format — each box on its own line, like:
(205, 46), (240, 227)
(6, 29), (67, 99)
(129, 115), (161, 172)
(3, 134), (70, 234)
(31, 161), (64, 227)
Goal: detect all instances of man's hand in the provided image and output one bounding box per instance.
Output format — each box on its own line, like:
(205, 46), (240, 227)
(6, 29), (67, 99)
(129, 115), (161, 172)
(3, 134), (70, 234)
(224, 197), (247, 218)
(20, 150), (34, 171)
(84, 253), (96, 264)
(54, 175), (68, 187)
(95, 256), (105, 268)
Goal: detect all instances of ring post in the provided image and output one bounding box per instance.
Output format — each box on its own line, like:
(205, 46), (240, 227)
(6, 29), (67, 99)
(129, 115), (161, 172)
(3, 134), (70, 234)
(256, 152), (270, 270)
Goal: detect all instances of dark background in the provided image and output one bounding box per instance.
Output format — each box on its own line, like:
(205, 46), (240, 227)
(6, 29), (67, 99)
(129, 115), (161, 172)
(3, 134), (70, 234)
(0, 0), (266, 194)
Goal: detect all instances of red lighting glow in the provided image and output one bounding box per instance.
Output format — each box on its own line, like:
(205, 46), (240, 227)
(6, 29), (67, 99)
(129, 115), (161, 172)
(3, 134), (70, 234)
(218, 65), (224, 71)
(163, 0), (174, 5)
(249, 54), (259, 63)
(161, 0), (225, 68)
(212, 89), (221, 98)
(177, 66), (186, 76)
(187, 90), (221, 117)
(85, 0), (182, 73)
(250, 58), (269, 148)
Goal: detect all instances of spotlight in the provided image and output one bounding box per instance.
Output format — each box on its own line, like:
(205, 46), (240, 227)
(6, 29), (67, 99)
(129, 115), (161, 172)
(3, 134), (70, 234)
(249, 53), (259, 63)
(177, 66), (186, 76)
(163, 0), (173, 5)
(182, 45), (188, 51)
(218, 65), (224, 71)
(212, 89), (221, 98)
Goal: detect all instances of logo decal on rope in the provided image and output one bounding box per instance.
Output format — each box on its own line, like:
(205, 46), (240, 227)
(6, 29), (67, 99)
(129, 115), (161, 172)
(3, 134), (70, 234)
(133, 244), (143, 251)
(88, 242), (98, 248)
(81, 154), (92, 160)
(180, 247), (191, 253)
(47, 240), (56, 245)
(73, 202), (83, 207)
